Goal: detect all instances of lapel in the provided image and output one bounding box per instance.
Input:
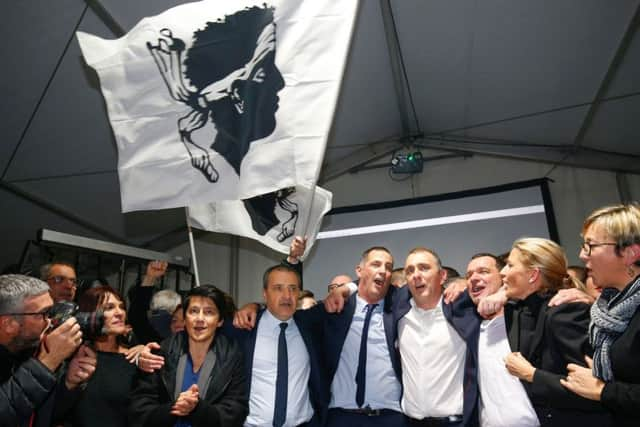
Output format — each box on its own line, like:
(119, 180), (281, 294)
(325, 292), (357, 378)
(244, 309), (265, 396)
(161, 332), (188, 399)
(442, 290), (481, 344)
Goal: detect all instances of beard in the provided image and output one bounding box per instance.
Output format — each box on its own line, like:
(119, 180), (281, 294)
(10, 334), (41, 354)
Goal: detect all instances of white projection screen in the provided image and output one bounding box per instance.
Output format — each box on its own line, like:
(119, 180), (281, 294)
(302, 179), (558, 296)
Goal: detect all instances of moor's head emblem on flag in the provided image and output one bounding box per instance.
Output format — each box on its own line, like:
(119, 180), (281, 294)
(147, 4), (284, 183)
(147, 4), (296, 243)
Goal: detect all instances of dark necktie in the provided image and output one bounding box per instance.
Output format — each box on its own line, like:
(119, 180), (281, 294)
(355, 303), (377, 407)
(273, 322), (288, 427)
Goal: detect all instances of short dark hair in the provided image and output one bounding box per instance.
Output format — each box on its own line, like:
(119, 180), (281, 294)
(298, 289), (315, 300)
(183, 285), (227, 319)
(406, 247), (442, 269)
(40, 261), (75, 281)
(442, 266), (459, 279)
(360, 246), (392, 264)
(262, 264), (301, 290)
(470, 253), (505, 271)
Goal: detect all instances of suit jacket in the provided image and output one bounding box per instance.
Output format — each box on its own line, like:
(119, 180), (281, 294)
(129, 332), (248, 427)
(323, 290), (402, 387)
(600, 306), (640, 427)
(223, 308), (328, 427)
(505, 293), (612, 426)
(392, 287), (480, 427)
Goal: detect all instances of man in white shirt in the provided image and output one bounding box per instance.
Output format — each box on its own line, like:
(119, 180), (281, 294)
(229, 264), (326, 427)
(465, 253), (539, 427)
(394, 247), (470, 427)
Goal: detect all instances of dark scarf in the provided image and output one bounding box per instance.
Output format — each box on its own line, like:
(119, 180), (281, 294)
(589, 275), (640, 381)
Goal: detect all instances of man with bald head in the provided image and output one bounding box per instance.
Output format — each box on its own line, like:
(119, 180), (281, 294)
(327, 274), (353, 293)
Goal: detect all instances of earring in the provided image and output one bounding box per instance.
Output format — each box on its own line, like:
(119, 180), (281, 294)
(628, 265), (636, 278)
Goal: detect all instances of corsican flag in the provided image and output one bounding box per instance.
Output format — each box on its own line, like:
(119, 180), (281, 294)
(77, 0), (358, 253)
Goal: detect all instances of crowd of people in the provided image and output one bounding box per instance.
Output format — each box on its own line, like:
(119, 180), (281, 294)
(1, 203), (639, 427)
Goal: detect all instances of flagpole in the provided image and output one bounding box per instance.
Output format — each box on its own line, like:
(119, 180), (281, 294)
(185, 207), (201, 287)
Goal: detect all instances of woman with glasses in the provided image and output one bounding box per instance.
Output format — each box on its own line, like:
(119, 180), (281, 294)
(500, 237), (611, 426)
(58, 285), (145, 426)
(561, 204), (640, 427)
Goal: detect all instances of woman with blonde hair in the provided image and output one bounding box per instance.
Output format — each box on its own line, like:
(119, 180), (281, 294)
(561, 204), (640, 427)
(500, 237), (611, 426)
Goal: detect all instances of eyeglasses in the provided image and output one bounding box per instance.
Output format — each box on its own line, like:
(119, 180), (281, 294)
(47, 275), (78, 287)
(580, 241), (617, 256)
(1, 311), (49, 321)
(327, 282), (346, 292)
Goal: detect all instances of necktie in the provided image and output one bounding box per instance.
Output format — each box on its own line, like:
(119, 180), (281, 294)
(273, 322), (288, 427)
(355, 303), (377, 407)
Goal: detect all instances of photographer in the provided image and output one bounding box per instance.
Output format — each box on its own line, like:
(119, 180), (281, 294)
(0, 274), (95, 427)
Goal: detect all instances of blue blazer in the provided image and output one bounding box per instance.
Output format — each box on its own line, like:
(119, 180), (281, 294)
(222, 309), (328, 427)
(323, 290), (402, 386)
(391, 286), (480, 427)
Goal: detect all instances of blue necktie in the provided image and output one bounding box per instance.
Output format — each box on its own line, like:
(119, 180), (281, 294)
(273, 322), (288, 427)
(355, 303), (377, 407)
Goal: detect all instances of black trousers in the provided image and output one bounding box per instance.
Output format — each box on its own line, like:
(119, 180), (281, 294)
(406, 416), (462, 427)
(327, 408), (407, 427)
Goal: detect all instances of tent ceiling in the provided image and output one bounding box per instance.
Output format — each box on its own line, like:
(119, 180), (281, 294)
(2, 0), (640, 268)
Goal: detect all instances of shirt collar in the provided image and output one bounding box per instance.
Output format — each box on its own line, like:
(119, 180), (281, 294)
(262, 309), (294, 333)
(356, 294), (383, 313)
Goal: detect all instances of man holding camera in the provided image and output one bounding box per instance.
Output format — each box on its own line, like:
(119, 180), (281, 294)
(0, 274), (96, 426)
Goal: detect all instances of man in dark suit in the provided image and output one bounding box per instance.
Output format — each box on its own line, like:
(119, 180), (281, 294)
(322, 246), (405, 426)
(225, 264), (327, 427)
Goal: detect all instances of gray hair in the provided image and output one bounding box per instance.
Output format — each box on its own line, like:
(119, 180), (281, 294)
(150, 289), (181, 313)
(39, 262), (75, 281)
(0, 274), (50, 314)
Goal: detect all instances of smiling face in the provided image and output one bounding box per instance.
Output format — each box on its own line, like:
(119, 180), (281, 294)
(184, 296), (223, 344)
(356, 249), (393, 304)
(263, 269), (300, 321)
(404, 250), (446, 308)
(466, 256), (503, 305)
(501, 249), (539, 301)
(100, 293), (127, 336)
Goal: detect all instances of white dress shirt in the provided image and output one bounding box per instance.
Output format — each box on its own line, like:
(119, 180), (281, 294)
(477, 315), (539, 427)
(398, 298), (465, 419)
(330, 295), (402, 411)
(245, 310), (313, 427)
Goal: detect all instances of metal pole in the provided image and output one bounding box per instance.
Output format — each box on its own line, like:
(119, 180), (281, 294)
(185, 207), (201, 287)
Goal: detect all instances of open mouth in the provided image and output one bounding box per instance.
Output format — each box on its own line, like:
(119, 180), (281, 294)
(470, 284), (485, 296)
(373, 278), (385, 287)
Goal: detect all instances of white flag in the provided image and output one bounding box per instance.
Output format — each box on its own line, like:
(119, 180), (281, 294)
(77, 0), (358, 213)
(189, 185), (332, 255)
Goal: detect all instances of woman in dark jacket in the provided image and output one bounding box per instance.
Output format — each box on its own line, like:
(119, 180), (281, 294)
(500, 237), (611, 426)
(561, 204), (640, 427)
(129, 285), (248, 427)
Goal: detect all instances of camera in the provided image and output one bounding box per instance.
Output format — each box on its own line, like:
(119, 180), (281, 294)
(48, 301), (105, 340)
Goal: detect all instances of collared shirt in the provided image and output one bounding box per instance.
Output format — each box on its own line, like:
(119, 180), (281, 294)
(330, 295), (402, 411)
(245, 310), (313, 427)
(398, 297), (465, 419)
(478, 315), (539, 427)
